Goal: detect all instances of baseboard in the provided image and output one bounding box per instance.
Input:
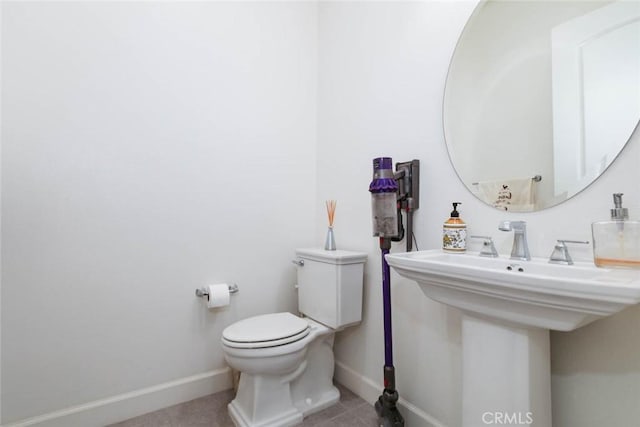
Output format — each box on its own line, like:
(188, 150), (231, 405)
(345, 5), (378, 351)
(4, 362), (443, 427)
(2, 367), (233, 427)
(334, 360), (447, 427)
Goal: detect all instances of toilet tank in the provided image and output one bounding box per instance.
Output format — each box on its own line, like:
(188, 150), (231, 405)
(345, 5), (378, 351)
(294, 248), (367, 330)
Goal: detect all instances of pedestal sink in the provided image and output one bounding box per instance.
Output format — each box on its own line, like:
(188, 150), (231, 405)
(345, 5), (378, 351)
(385, 249), (640, 427)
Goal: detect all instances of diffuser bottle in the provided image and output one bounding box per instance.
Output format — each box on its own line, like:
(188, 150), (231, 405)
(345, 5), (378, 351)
(443, 202), (466, 252)
(592, 193), (640, 269)
(325, 200), (337, 251)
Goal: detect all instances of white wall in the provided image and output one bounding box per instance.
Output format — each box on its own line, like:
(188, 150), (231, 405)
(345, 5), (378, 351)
(1, 2), (317, 425)
(317, 2), (476, 426)
(3, 1), (640, 427)
(317, 1), (640, 427)
(0, 2), (3, 422)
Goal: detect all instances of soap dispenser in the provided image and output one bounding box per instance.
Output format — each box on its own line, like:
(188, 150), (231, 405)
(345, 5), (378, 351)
(592, 193), (640, 269)
(443, 202), (466, 252)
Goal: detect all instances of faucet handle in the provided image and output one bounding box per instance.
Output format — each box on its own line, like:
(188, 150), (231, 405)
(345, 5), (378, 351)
(470, 235), (499, 258)
(558, 239), (590, 245)
(548, 239), (589, 265)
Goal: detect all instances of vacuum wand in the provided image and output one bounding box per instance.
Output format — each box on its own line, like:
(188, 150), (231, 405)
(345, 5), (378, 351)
(381, 239), (394, 376)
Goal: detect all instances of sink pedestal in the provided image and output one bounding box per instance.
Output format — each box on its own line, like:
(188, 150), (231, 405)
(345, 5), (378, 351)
(462, 315), (551, 427)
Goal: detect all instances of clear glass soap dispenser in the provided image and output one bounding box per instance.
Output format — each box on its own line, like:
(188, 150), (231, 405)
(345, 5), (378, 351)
(591, 193), (640, 269)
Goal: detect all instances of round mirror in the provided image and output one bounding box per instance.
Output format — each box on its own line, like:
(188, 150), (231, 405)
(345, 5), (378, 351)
(444, 0), (640, 212)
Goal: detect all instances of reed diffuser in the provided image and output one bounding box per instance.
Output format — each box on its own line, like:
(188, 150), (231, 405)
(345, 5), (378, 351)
(325, 200), (337, 251)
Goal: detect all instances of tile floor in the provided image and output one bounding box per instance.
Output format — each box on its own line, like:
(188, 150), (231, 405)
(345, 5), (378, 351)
(107, 383), (378, 427)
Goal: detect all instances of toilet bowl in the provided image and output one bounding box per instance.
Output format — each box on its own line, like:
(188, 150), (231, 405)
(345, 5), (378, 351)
(222, 312), (312, 376)
(220, 249), (367, 427)
(222, 313), (337, 427)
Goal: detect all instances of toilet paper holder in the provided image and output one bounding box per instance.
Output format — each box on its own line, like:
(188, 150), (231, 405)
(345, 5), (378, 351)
(195, 284), (239, 300)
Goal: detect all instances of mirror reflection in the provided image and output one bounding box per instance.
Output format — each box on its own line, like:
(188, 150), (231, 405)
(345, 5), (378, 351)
(444, 0), (640, 211)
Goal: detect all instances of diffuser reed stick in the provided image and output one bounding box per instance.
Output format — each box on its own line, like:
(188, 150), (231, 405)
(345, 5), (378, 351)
(326, 200), (337, 227)
(325, 200), (337, 250)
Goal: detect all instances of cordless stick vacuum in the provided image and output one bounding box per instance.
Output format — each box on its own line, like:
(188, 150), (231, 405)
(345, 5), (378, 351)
(369, 157), (407, 427)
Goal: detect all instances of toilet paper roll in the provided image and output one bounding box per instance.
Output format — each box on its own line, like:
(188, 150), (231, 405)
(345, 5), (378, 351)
(207, 284), (231, 308)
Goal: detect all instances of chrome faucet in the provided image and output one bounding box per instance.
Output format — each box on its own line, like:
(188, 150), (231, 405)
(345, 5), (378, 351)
(498, 220), (531, 261)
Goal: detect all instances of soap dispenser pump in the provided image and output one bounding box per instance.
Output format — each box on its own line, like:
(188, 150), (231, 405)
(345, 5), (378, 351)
(610, 192), (629, 221)
(592, 193), (640, 269)
(443, 202), (466, 252)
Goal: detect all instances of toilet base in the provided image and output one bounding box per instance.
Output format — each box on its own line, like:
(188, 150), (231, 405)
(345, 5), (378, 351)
(227, 323), (338, 427)
(293, 385), (339, 417)
(228, 384), (339, 427)
(229, 399), (302, 427)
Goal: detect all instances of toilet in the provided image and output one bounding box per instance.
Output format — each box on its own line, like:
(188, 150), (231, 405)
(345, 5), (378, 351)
(221, 248), (367, 427)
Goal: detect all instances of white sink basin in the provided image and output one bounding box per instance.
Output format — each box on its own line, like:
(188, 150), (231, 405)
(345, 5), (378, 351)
(386, 249), (640, 331)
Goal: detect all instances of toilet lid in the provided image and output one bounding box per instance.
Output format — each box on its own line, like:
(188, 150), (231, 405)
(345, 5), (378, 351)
(222, 312), (310, 347)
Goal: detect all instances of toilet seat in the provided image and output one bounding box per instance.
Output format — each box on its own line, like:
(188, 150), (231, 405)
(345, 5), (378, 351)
(222, 312), (310, 349)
